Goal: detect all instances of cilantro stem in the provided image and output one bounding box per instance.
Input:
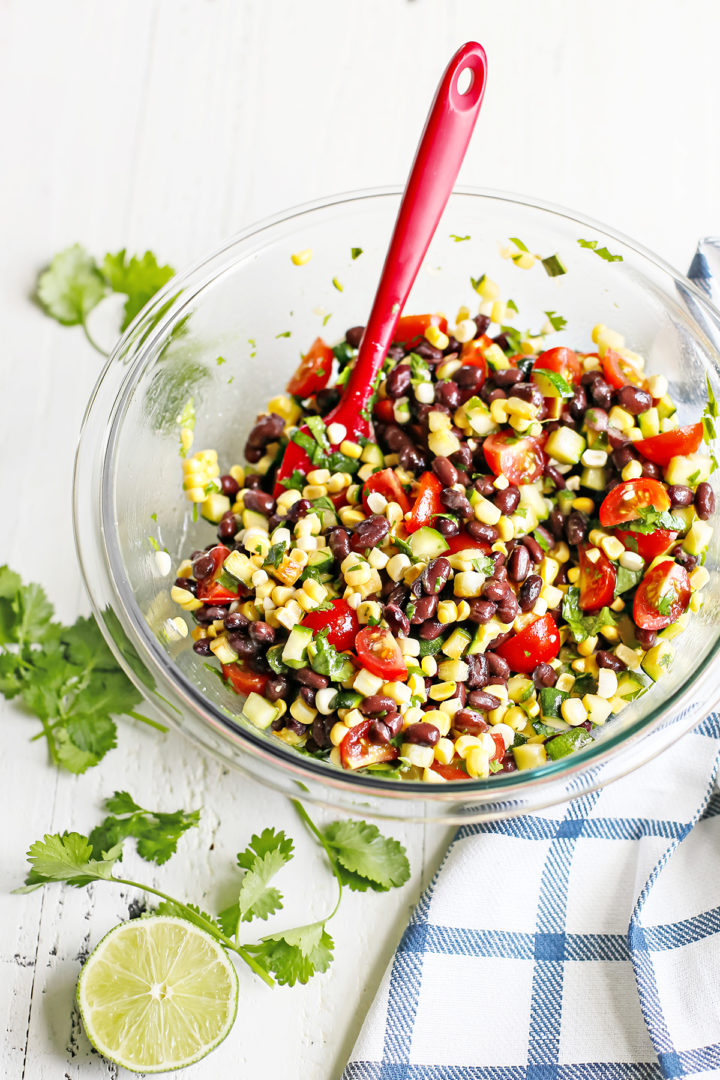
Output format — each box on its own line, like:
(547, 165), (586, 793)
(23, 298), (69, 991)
(291, 800), (343, 918)
(81, 319), (109, 357)
(112, 877), (276, 987)
(127, 710), (168, 733)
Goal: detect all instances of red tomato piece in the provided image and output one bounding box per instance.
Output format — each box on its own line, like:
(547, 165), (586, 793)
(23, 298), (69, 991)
(536, 346), (583, 385)
(494, 614), (561, 674)
(634, 423), (703, 466)
(599, 479), (670, 528)
(633, 560), (691, 630)
(444, 531), (490, 556)
(406, 471), (444, 534)
(601, 349), (648, 391)
(578, 545), (616, 612)
(489, 732), (506, 762)
(222, 662), (268, 696)
(483, 433), (545, 485)
(373, 398), (396, 424)
(615, 528), (678, 562)
(195, 545), (236, 601)
(430, 761), (469, 781)
(355, 626), (408, 681)
(459, 338), (490, 382)
(362, 468), (411, 514)
(286, 337), (333, 398)
(302, 598), (359, 652)
(340, 718), (399, 770)
(392, 313), (448, 349)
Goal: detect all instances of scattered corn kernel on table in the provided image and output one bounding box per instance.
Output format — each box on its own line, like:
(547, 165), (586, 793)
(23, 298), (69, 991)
(4, 2), (720, 1076)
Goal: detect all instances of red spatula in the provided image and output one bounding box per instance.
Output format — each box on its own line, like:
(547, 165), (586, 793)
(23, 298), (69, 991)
(275, 41), (488, 494)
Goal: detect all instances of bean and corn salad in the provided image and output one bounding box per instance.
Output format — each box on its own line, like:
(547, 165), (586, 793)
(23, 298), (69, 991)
(170, 279), (716, 783)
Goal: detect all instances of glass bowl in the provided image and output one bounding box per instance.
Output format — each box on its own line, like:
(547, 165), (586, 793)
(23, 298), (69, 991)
(73, 187), (720, 823)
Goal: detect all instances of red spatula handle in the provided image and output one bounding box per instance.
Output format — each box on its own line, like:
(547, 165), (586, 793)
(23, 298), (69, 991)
(337, 41), (487, 423)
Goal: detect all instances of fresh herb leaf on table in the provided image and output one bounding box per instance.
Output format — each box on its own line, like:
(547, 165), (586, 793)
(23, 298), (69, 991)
(89, 790), (200, 865)
(0, 565), (162, 772)
(18, 800), (411, 991)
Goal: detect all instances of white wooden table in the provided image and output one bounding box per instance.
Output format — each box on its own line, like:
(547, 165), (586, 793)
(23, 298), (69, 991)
(3, 2), (720, 1076)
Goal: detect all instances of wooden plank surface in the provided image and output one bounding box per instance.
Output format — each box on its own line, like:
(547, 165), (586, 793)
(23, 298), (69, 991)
(2, 1), (720, 1076)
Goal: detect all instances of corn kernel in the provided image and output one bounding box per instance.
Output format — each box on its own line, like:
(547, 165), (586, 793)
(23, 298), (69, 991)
(490, 398), (509, 425)
(690, 566), (710, 591)
(465, 746), (491, 778)
(291, 248), (313, 265)
(428, 427), (461, 457)
(621, 460), (643, 482)
(330, 722), (348, 747)
(577, 635), (598, 657)
(474, 496), (502, 526)
(556, 673), (576, 693)
(571, 497), (595, 515)
(424, 323), (450, 350)
(428, 681), (457, 701)
(454, 734), (482, 758)
(434, 738), (455, 765)
(600, 535), (625, 560)
(438, 600), (458, 624)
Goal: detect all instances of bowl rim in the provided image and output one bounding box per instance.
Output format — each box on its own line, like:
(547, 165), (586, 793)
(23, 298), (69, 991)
(76, 183), (720, 807)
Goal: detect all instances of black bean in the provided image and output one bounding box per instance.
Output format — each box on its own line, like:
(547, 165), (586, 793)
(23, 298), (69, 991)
(485, 388), (507, 404)
(192, 638), (212, 656)
(244, 412), (285, 460)
(616, 385), (652, 415)
(642, 461), (663, 480)
(411, 594), (439, 624)
(513, 382), (544, 409)
(543, 464), (566, 490)
(585, 407), (609, 432)
(386, 363), (411, 399)
(452, 443), (473, 470)
(483, 579), (509, 602)
(548, 508), (565, 540)
(508, 545), (531, 584)
(518, 574), (542, 612)
(174, 577), (196, 595)
(565, 511), (587, 546)
(299, 686), (317, 707)
(265, 675), (289, 701)
(493, 368), (523, 389)
(196, 605), (229, 625)
(243, 489), (275, 516)
(218, 513), (239, 540)
(455, 365), (484, 390)
(465, 653), (489, 689)
(568, 386), (587, 422)
(611, 445), (635, 470)
(384, 603), (410, 637)
(422, 557), (451, 596)
(345, 326), (364, 348)
(350, 514), (389, 551)
(494, 485), (520, 516)
(495, 592), (519, 623)
(674, 548), (698, 570)
(635, 627), (658, 650)
(368, 719), (391, 743)
(492, 332), (511, 352)
(467, 690), (501, 711)
(413, 340), (444, 362)
(359, 694), (396, 717)
(249, 621), (275, 645)
(667, 484), (693, 508)
(473, 475), (496, 497)
(437, 517), (460, 537)
(328, 527), (351, 563)
(467, 598), (497, 624)
(224, 610), (248, 631)
(533, 663), (556, 688)
(435, 381), (461, 409)
(419, 618), (444, 640)
(695, 482), (715, 520)
(311, 716), (332, 749)
(464, 521), (496, 545)
(285, 498), (311, 523)
(404, 722), (441, 747)
(432, 456), (458, 487)
(295, 667), (330, 690)
(228, 634), (259, 658)
(474, 314), (490, 336)
(486, 652), (511, 681)
(521, 536), (544, 564)
(441, 488), (472, 518)
(383, 711), (403, 737)
(316, 388), (341, 414)
(220, 474), (240, 498)
(453, 709), (489, 735)
(192, 553), (215, 580)
(588, 378), (612, 409)
(398, 442), (426, 473)
(596, 650), (626, 672)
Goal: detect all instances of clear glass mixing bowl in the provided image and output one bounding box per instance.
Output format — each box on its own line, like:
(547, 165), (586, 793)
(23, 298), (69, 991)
(73, 187), (720, 823)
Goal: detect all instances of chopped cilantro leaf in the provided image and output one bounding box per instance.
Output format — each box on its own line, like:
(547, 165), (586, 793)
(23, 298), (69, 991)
(509, 237), (529, 252)
(276, 330), (291, 338)
(450, 234), (471, 242)
(544, 310), (567, 332)
(577, 239), (623, 263)
(281, 470), (306, 492)
(656, 594), (674, 617)
(351, 247), (363, 259)
(506, 299), (519, 314)
(332, 277), (343, 292)
(562, 587), (618, 643)
(263, 542), (287, 570)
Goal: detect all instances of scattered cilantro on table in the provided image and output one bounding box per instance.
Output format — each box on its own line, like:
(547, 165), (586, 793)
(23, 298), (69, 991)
(36, 243), (175, 355)
(0, 565), (162, 772)
(18, 796), (411, 990)
(577, 238), (623, 263)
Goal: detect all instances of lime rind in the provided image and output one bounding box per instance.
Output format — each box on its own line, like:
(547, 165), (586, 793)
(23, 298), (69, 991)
(76, 915), (238, 1074)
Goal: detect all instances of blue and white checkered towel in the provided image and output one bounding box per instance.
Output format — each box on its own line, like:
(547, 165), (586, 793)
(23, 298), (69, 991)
(343, 243), (720, 1080)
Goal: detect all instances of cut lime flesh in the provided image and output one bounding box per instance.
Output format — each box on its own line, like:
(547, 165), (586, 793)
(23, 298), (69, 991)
(77, 915), (238, 1074)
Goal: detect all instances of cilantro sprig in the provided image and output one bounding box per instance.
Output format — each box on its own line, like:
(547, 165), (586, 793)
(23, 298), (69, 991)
(702, 375), (719, 472)
(561, 587), (618, 643)
(19, 798), (411, 991)
(0, 566), (162, 772)
(36, 244), (174, 355)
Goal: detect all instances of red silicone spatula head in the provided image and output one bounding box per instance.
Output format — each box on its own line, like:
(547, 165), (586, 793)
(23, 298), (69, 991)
(275, 42), (487, 494)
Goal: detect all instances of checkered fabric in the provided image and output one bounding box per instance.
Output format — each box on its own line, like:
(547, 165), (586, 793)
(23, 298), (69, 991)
(342, 245), (720, 1080)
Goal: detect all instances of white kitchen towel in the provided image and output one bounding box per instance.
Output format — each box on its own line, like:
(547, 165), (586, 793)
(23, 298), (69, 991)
(343, 244), (720, 1080)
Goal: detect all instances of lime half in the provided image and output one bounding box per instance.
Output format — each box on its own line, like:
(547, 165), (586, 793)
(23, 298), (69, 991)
(77, 916), (238, 1074)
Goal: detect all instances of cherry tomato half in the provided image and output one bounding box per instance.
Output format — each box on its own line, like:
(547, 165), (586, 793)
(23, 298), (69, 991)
(302, 598), (359, 652)
(459, 338), (491, 382)
(406, 471), (444, 534)
(634, 422), (703, 466)
(536, 346), (583, 385)
(633, 559), (691, 630)
(599, 479), (670, 528)
(286, 337), (333, 398)
(489, 732), (506, 762)
(444, 531), (491, 556)
(601, 349), (648, 391)
(430, 761), (469, 781)
(578, 545), (616, 612)
(392, 313), (448, 350)
(362, 468), (411, 515)
(355, 626), (408, 681)
(483, 433), (545, 485)
(494, 614), (561, 674)
(222, 662), (268, 697)
(340, 719), (399, 770)
(615, 528), (678, 562)
(373, 398), (396, 424)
